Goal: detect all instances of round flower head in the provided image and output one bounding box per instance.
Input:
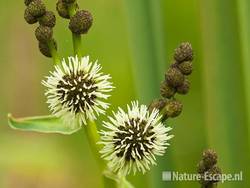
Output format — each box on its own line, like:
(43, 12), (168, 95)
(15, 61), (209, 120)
(42, 56), (113, 128)
(100, 101), (174, 175)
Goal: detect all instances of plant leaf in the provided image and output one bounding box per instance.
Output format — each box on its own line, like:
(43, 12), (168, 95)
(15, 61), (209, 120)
(8, 114), (81, 135)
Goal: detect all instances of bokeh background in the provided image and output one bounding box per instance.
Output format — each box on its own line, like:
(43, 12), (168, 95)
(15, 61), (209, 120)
(0, 0), (249, 187)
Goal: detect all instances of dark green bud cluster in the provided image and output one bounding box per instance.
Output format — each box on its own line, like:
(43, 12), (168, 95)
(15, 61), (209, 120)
(163, 99), (183, 118)
(69, 10), (93, 34)
(148, 98), (167, 113)
(161, 42), (194, 98)
(174, 42), (193, 62)
(39, 11), (56, 27)
(197, 149), (222, 187)
(39, 39), (57, 57)
(149, 42), (194, 121)
(35, 25), (53, 42)
(24, 0), (46, 22)
(56, 0), (78, 19)
(24, 0), (58, 58)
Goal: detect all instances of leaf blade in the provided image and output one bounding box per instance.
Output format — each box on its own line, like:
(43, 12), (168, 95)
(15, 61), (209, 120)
(8, 114), (81, 135)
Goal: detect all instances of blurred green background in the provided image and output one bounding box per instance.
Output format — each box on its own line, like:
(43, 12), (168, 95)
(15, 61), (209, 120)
(0, 0), (249, 187)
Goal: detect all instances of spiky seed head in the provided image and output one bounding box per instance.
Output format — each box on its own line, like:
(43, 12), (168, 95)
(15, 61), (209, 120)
(178, 61), (193, 75)
(39, 11), (56, 28)
(62, 0), (76, 3)
(24, 0), (34, 6)
(69, 10), (93, 35)
(148, 98), (167, 113)
(174, 42), (193, 63)
(35, 25), (53, 42)
(176, 79), (190, 95)
(42, 56), (113, 128)
(163, 99), (183, 118)
(202, 149), (218, 168)
(38, 39), (57, 57)
(160, 81), (176, 98)
(24, 8), (37, 24)
(100, 101), (174, 175)
(27, 0), (46, 18)
(165, 67), (184, 87)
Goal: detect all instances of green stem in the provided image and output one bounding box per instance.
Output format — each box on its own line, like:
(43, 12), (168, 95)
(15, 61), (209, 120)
(68, 2), (82, 57)
(85, 120), (105, 171)
(72, 33), (82, 57)
(48, 40), (60, 64)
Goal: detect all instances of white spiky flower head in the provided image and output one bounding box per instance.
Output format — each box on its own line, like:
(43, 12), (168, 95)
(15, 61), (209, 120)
(42, 56), (113, 129)
(100, 101), (174, 175)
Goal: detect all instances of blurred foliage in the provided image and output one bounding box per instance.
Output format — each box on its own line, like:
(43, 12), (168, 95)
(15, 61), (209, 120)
(0, 0), (249, 188)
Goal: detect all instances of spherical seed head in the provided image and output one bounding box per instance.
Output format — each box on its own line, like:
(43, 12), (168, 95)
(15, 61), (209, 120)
(165, 67), (184, 87)
(164, 99), (183, 118)
(202, 149), (218, 168)
(39, 39), (57, 57)
(42, 56), (113, 128)
(174, 42), (193, 63)
(39, 11), (56, 28)
(62, 0), (76, 3)
(160, 81), (176, 98)
(178, 61), (193, 75)
(176, 79), (190, 95)
(24, 0), (34, 6)
(56, 0), (70, 19)
(100, 101), (174, 175)
(69, 10), (93, 35)
(148, 98), (167, 113)
(24, 8), (37, 24)
(27, 0), (46, 18)
(35, 25), (53, 42)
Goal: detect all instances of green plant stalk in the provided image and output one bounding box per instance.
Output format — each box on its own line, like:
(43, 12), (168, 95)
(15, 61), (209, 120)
(68, 3), (82, 57)
(237, 0), (250, 163)
(85, 120), (105, 171)
(48, 40), (60, 64)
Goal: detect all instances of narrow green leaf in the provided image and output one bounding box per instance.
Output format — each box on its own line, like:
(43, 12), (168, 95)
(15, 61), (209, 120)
(8, 114), (81, 135)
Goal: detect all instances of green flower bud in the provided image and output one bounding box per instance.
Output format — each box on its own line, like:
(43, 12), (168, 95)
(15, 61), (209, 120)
(163, 99), (183, 118)
(24, 8), (37, 24)
(176, 79), (190, 95)
(27, 0), (46, 18)
(165, 67), (184, 87)
(174, 42), (193, 63)
(202, 149), (218, 169)
(178, 61), (193, 75)
(56, 0), (70, 19)
(69, 10), (93, 34)
(148, 98), (167, 113)
(39, 11), (56, 28)
(62, 0), (76, 3)
(160, 81), (176, 98)
(24, 0), (34, 6)
(39, 39), (57, 57)
(35, 25), (53, 42)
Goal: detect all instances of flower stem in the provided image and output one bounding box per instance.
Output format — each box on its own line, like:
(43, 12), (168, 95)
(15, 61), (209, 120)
(84, 120), (105, 170)
(72, 33), (82, 57)
(47, 40), (60, 64)
(68, 3), (82, 57)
